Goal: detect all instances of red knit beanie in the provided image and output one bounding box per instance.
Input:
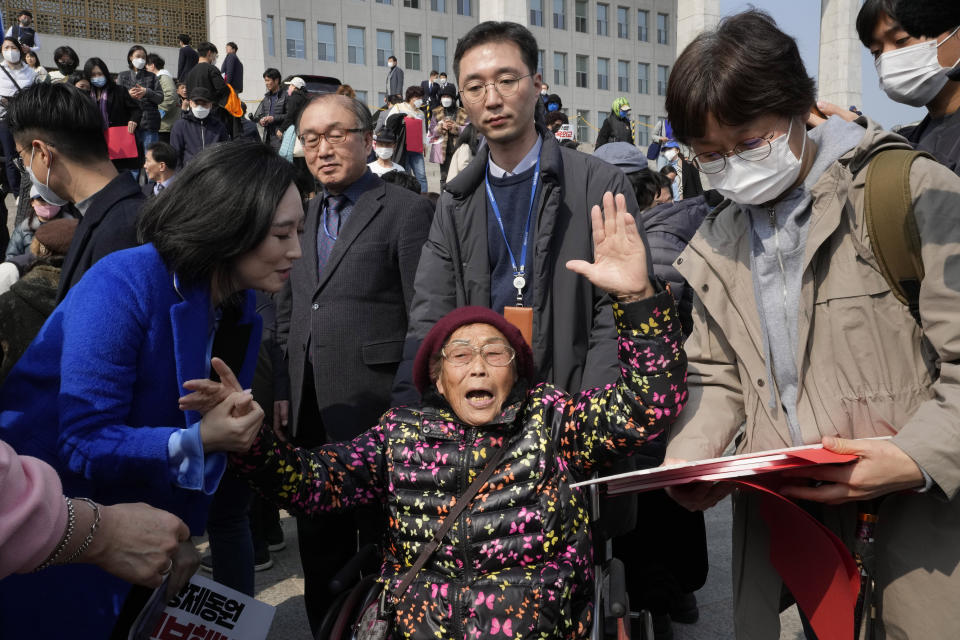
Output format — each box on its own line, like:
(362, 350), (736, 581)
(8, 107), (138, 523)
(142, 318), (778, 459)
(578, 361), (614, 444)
(413, 306), (535, 394)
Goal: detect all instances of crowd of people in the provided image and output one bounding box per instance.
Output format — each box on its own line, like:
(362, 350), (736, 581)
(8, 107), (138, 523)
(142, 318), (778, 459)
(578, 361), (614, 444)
(1, 0), (960, 639)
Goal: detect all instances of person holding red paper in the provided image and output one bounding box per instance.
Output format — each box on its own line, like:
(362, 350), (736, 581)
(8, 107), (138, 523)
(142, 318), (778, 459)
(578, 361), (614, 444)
(662, 9), (960, 639)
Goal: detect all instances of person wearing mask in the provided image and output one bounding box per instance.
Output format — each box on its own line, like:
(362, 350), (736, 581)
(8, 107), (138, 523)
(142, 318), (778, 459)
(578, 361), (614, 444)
(367, 127), (402, 176)
(272, 94), (433, 635)
(664, 11), (960, 639)
(0, 36), (35, 249)
(437, 71), (450, 91)
(117, 45), (164, 179)
(387, 85), (428, 192)
(540, 80), (550, 103)
(595, 97), (635, 148)
(83, 57), (142, 177)
(5, 185), (75, 265)
(250, 68), (286, 151)
(23, 51), (45, 83)
(0, 138), (290, 637)
(176, 33), (199, 83)
(220, 41), (243, 94)
(427, 83), (468, 187)
(11, 82), (142, 301)
(854, 0), (960, 175)
(170, 86), (228, 168)
(142, 140), (178, 197)
(396, 21), (655, 407)
(47, 45), (78, 83)
(661, 141), (704, 201)
(386, 55), (404, 99)
(146, 53), (180, 143)
(544, 92), (562, 113)
(420, 69), (441, 116)
(5, 10), (39, 55)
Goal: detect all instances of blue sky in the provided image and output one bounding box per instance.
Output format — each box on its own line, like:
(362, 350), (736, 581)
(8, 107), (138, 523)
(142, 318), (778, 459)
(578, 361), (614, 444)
(717, 1), (924, 129)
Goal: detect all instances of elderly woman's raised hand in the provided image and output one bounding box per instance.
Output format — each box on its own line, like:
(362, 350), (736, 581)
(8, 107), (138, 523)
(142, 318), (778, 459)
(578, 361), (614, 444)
(566, 191), (653, 302)
(199, 390), (265, 453)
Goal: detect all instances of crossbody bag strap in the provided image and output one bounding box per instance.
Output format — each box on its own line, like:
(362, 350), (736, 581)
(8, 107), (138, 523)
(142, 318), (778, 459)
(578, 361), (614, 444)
(0, 63), (22, 92)
(388, 442), (509, 603)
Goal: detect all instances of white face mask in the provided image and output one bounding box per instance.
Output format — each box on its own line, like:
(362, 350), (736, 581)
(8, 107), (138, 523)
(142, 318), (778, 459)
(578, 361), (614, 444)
(26, 147), (69, 207)
(3, 49), (20, 64)
(192, 105), (211, 119)
(541, 89), (548, 96)
(441, 97), (453, 108)
(876, 26), (960, 107)
(132, 57), (146, 70)
(664, 149), (678, 162)
(375, 146), (394, 159)
(709, 119), (806, 206)
(388, 61), (396, 68)
(413, 98), (423, 108)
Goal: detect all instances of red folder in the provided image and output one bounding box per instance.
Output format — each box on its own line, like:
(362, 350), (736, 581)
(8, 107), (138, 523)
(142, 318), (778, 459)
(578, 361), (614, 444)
(106, 126), (138, 160)
(404, 116), (423, 153)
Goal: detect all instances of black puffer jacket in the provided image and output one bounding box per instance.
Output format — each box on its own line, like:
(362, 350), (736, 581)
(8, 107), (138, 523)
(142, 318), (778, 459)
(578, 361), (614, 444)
(116, 69), (163, 132)
(234, 292), (686, 639)
(595, 114), (633, 148)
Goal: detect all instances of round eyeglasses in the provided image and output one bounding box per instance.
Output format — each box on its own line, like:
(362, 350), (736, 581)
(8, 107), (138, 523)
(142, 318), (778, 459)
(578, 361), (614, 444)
(691, 132), (778, 174)
(441, 343), (517, 368)
(459, 74), (531, 104)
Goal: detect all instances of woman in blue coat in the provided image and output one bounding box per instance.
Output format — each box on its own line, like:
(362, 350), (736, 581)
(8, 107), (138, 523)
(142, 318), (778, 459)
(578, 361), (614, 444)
(0, 139), (304, 638)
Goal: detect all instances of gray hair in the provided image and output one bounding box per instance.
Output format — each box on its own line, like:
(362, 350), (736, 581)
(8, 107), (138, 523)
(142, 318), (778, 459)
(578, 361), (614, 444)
(297, 93), (372, 134)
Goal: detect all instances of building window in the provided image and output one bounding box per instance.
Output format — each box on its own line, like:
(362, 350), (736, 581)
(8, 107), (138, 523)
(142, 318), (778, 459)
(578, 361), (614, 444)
(553, 0), (566, 30)
(553, 51), (567, 86)
(537, 49), (545, 77)
(575, 54), (588, 88)
(577, 109), (590, 143)
(457, 0), (471, 16)
(530, 0), (544, 27)
(617, 59), (629, 92)
(637, 9), (648, 41)
(376, 0), (392, 4)
(405, 33), (421, 71)
(637, 62), (649, 94)
(431, 0), (446, 11)
(265, 15), (275, 57)
(403, 0), (419, 7)
(617, 6), (629, 38)
(657, 13), (669, 45)
(348, 26), (365, 65)
(596, 3), (608, 36)
(636, 115), (649, 147)
(657, 64), (669, 96)
(355, 90), (368, 106)
(432, 36), (446, 74)
(598, 111), (608, 130)
(597, 57), (609, 91)
(575, 0), (588, 33)
(285, 18), (305, 59)
(377, 30), (393, 67)
(317, 23), (336, 62)
(378, 91), (387, 106)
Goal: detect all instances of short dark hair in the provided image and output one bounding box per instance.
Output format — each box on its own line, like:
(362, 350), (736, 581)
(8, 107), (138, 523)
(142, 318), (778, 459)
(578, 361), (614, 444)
(626, 169), (673, 210)
(263, 68), (281, 81)
(430, 69), (438, 76)
(387, 55), (397, 63)
(178, 34), (191, 45)
(82, 57), (115, 88)
(54, 46), (79, 66)
(544, 111), (568, 128)
(197, 42), (218, 57)
(137, 139), (296, 296)
(226, 42), (238, 51)
(146, 141), (179, 171)
(380, 170), (422, 194)
(17, 9), (31, 19)
(856, 0), (898, 48)
(66, 72), (86, 86)
(660, 165), (678, 178)
(453, 21), (538, 80)
(146, 53), (165, 70)
(7, 83), (109, 162)
(405, 85), (425, 101)
(665, 9), (815, 144)
(127, 45), (147, 70)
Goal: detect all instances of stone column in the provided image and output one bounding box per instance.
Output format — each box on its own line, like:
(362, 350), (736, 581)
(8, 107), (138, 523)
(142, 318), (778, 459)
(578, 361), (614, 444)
(207, 0), (267, 101)
(818, 0), (862, 109)
(676, 0), (721, 55)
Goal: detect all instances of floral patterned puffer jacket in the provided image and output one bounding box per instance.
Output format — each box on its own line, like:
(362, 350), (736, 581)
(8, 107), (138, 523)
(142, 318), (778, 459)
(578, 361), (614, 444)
(233, 291), (686, 639)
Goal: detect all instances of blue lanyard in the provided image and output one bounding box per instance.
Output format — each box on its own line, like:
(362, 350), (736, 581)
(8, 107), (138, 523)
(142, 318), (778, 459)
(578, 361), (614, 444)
(484, 154), (541, 304)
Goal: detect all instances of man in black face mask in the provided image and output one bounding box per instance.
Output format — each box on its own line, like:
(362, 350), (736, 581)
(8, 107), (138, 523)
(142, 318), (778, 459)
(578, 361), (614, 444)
(49, 46), (79, 84)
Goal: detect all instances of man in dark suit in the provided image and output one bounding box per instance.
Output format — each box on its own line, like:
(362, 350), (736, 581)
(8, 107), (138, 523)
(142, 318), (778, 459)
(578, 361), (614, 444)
(420, 69), (440, 114)
(142, 140), (178, 197)
(7, 82), (144, 302)
(221, 41), (243, 93)
(274, 94), (432, 635)
(177, 33), (199, 82)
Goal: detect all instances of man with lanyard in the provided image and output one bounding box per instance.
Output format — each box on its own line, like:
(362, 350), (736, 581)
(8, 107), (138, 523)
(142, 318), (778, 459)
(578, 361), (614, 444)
(395, 20), (655, 400)
(5, 10), (39, 55)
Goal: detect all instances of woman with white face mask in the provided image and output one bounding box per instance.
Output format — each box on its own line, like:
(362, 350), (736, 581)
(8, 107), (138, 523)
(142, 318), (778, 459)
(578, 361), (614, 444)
(427, 83), (468, 187)
(0, 36), (36, 249)
(116, 44), (164, 180)
(856, 0), (960, 175)
(663, 9), (960, 639)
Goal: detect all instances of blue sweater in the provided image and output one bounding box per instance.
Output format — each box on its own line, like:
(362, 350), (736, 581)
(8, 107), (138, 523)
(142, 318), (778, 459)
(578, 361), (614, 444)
(0, 243), (261, 638)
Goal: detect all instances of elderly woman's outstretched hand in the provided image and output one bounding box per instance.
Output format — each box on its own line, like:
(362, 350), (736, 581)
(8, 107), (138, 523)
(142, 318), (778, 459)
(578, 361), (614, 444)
(566, 192), (653, 301)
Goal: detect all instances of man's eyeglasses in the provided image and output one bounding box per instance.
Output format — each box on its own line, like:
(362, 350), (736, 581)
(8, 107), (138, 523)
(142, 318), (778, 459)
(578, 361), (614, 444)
(460, 74), (532, 104)
(691, 132), (779, 174)
(441, 342), (516, 368)
(298, 128), (363, 149)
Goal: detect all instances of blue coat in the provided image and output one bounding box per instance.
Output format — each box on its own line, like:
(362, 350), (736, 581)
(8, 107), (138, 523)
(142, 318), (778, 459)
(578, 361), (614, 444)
(0, 243), (262, 638)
